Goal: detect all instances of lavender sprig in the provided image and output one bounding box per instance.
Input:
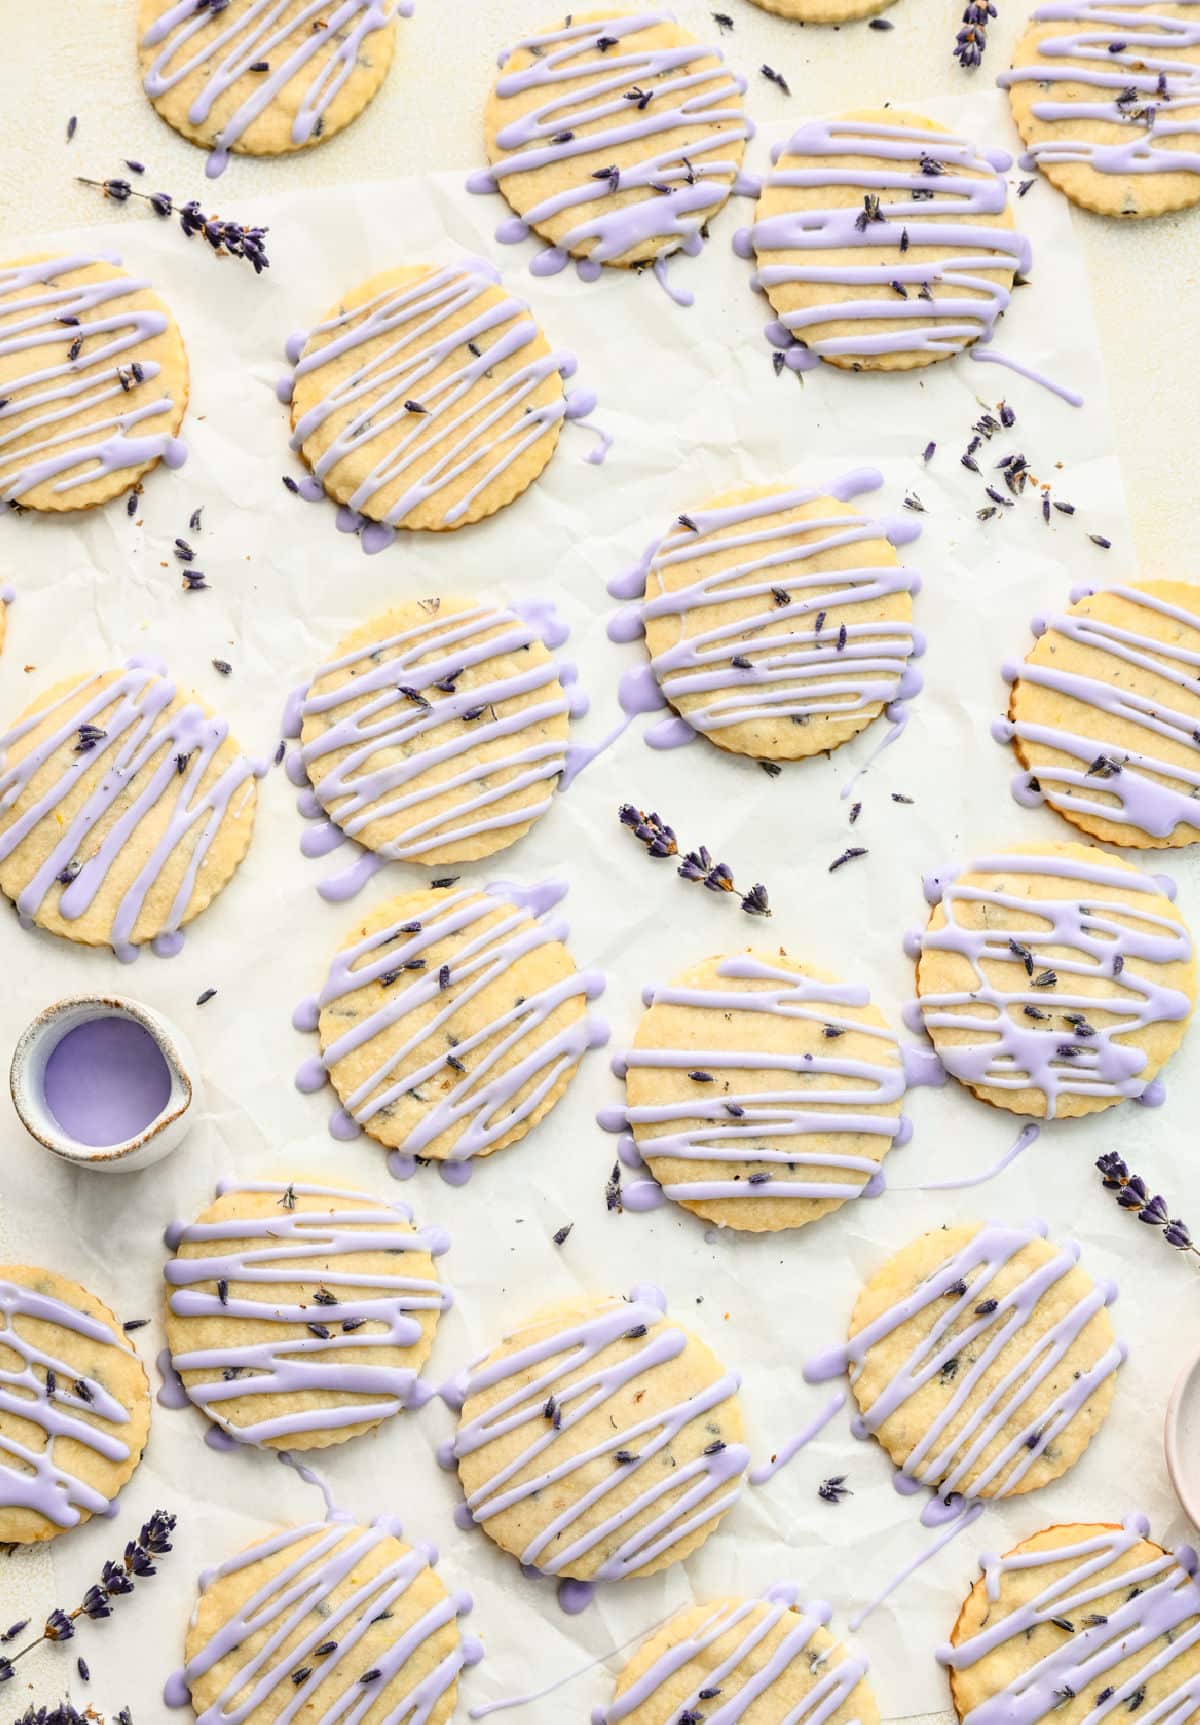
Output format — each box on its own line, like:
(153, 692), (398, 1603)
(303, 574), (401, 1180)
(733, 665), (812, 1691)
(619, 806), (770, 917)
(1095, 1154), (1197, 1261)
(954, 0), (997, 67)
(76, 179), (269, 273)
(14, 1706), (133, 1725)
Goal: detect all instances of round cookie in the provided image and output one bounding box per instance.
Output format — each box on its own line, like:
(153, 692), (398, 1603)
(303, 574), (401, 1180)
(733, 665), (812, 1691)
(138, 0), (399, 177)
(747, 0), (897, 21)
(632, 475), (920, 759)
(940, 1515), (1200, 1722)
(285, 261), (571, 536)
(0, 1265), (150, 1544)
(164, 1179), (449, 1451)
(911, 841), (1196, 1119)
(809, 1220), (1123, 1507)
(0, 254), (187, 512)
(300, 881), (606, 1162)
(1000, 582), (1200, 849)
(448, 1284), (748, 1583)
(296, 597), (572, 866)
(599, 1587), (877, 1724)
(478, 10), (750, 272)
(611, 949), (906, 1232)
(739, 109), (1028, 373)
(1000, 2), (1200, 219)
(0, 661), (261, 960)
(176, 1517), (479, 1724)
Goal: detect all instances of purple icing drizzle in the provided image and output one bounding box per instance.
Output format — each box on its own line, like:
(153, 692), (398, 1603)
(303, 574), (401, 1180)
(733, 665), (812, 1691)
(732, 117), (1032, 371)
(937, 1511), (1200, 1723)
(907, 849), (1193, 1116)
(749, 1389), (847, 1488)
(0, 255), (186, 504)
(447, 1283), (748, 1583)
(601, 954), (908, 1214)
(0, 1279), (136, 1528)
(140, 0), (409, 179)
(468, 11), (752, 287)
(899, 1123), (1041, 1193)
(0, 659), (265, 961)
(163, 1517), (482, 1721)
(804, 1219), (1126, 1505)
(295, 879), (607, 1160)
(162, 1180), (450, 1446)
(997, 584), (1200, 839)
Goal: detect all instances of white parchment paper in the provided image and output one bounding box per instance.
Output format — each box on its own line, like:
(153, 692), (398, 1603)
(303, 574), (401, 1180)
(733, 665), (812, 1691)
(0, 92), (1196, 1725)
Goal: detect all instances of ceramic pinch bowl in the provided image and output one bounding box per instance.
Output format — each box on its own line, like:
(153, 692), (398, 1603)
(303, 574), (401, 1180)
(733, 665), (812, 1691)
(10, 994), (204, 1172)
(1166, 1344), (1200, 1530)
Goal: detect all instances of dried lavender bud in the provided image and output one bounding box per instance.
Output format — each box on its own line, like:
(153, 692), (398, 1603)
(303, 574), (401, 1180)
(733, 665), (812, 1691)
(760, 63), (790, 95)
(741, 882), (770, 918)
(829, 847), (867, 872)
(552, 1223), (574, 1246)
(818, 1476), (852, 1504)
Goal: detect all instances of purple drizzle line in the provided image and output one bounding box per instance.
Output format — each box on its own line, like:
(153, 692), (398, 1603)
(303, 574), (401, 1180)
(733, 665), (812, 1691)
(997, 0), (1200, 184)
(468, 11), (751, 286)
(608, 470), (924, 751)
(593, 1583), (869, 1724)
(279, 260), (596, 546)
(0, 658), (265, 961)
(601, 954), (909, 1213)
(0, 255), (186, 504)
(162, 1180), (450, 1447)
(0, 1279), (135, 1528)
(732, 118), (1031, 371)
(140, 0), (409, 179)
(163, 1518), (482, 1721)
(294, 879), (607, 1159)
(444, 1283), (748, 1582)
(281, 600), (585, 875)
(905, 849), (1193, 1116)
(937, 1511), (1200, 1723)
(749, 1390), (846, 1488)
(804, 1220), (1126, 1505)
(996, 585), (1200, 840)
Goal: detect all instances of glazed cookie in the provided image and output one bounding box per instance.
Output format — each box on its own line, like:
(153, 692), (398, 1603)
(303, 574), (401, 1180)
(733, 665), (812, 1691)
(0, 1266), (151, 1543)
(619, 470), (921, 759)
(605, 950), (906, 1232)
(284, 261), (578, 539)
(296, 880), (606, 1165)
(0, 660), (262, 960)
(138, 0), (401, 178)
(172, 1517), (480, 1723)
(998, 582), (1200, 849)
(939, 1514), (1200, 1722)
(737, 110), (1029, 373)
(1000, 1), (1200, 219)
(164, 1180), (449, 1451)
(807, 1221), (1124, 1507)
(599, 1586), (876, 1724)
(910, 841), (1196, 1119)
(475, 10), (750, 275)
(446, 1284), (748, 1584)
(293, 597), (572, 867)
(748, 0), (896, 19)
(0, 254), (187, 512)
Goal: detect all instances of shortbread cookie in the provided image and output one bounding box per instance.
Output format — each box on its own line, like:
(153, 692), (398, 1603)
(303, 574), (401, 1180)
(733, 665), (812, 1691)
(999, 582), (1200, 848)
(297, 881), (606, 1163)
(910, 841), (1196, 1119)
(1000, 1), (1200, 219)
(607, 950), (906, 1232)
(447, 1284), (748, 1583)
(600, 1586), (877, 1724)
(0, 254), (187, 512)
(173, 1517), (480, 1723)
(138, 0), (400, 178)
(284, 262), (572, 537)
(164, 1180), (449, 1451)
(807, 1221), (1123, 1507)
(476, 10), (750, 274)
(623, 472), (920, 758)
(0, 661), (261, 960)
(748, 0), (897, 19)
(0, 1265), (151, 1543)
(295, 597), (572, 866)
(736, 110), (1029, 373)
(940, 1514), (1200, 1723)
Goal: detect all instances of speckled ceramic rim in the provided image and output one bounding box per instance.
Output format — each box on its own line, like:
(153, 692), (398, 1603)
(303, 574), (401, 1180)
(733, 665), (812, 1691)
(9, 993), (193, 1166)
(1164, 1343), (1200, 1531)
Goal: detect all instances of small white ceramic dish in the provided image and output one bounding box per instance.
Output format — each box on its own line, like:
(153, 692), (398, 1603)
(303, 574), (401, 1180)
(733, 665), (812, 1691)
(10, 994), (203, 1172)
(1165, 1344), (1200, 1531)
